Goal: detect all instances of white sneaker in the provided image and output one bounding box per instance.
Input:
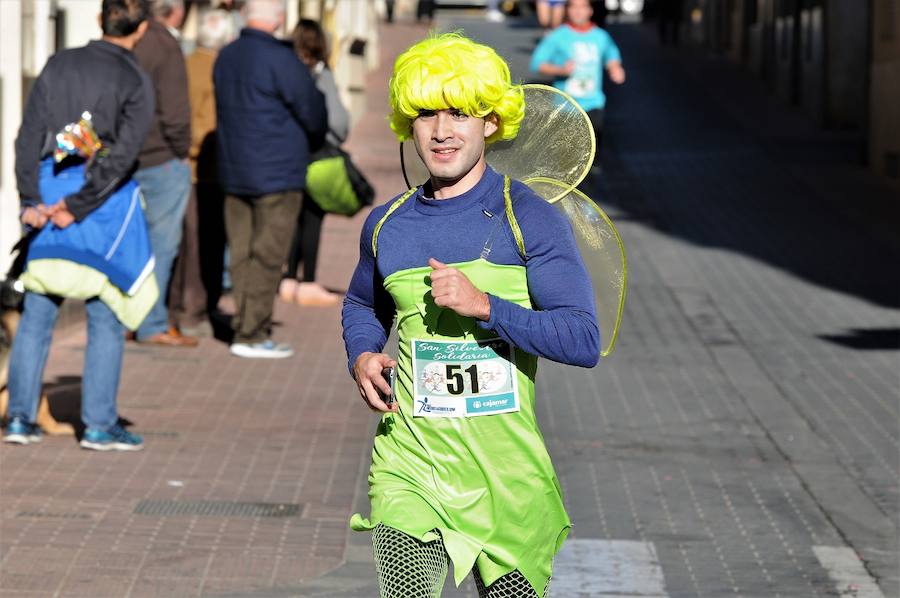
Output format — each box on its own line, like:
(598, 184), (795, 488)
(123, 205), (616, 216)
(230, 340), (294, 359)
(486, 9), (505, 22)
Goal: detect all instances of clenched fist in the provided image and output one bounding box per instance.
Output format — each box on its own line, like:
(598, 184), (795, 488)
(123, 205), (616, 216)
(428, 258), (491, 321)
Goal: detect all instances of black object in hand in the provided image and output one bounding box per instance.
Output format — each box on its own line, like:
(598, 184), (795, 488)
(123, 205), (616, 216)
(379, 367), (395, 405)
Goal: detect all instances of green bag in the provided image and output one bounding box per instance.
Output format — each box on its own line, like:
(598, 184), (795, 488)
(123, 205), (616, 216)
(305, 143), (375, 216)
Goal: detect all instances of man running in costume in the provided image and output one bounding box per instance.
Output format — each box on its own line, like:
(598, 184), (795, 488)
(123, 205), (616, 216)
(341, 33), (600, 597)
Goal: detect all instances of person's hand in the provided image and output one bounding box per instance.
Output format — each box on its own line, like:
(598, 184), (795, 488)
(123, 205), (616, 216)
(428, 258), (491, 321)
(352, 352), (398, 413)
(607, 61), (626, 84)
(46, 200), (76, 229)
(20, 206), (48, 229)
(538, 61), (575, 78)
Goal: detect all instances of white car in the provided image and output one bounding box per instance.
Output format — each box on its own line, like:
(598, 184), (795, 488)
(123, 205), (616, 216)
(605, 0), (644, 15)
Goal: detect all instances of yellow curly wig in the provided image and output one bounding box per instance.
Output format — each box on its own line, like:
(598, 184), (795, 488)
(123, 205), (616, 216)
(388, 32), (525, 144)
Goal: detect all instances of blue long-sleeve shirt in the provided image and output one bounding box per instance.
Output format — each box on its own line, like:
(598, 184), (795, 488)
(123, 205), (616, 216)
(342, 167), (600, 373)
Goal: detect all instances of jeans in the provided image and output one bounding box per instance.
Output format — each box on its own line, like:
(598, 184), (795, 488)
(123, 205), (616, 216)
(7, 293), (125, 431)
(134, 158), (192, 339)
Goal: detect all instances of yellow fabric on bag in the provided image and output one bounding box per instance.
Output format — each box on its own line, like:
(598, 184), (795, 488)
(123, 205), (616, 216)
(306, 155), (358, 215)
(20, 259), (159, 330)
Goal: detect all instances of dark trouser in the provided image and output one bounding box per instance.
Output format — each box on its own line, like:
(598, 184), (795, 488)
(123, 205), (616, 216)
(225, 191), (302, 344)
(197, 181), (228, 314)
(417, 0), (435, 20)
(169, 181), (228, 327)
(587, 108), (604, 165)
(285, 196), (326, 282)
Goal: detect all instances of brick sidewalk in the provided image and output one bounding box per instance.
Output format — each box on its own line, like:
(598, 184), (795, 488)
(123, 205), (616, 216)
(0, 21), (429, 598)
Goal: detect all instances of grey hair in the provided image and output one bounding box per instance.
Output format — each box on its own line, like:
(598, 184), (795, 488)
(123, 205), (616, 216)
(243, 0), (284, 24)
(151, 0), (184, 18)
(197, 9), (235, 50)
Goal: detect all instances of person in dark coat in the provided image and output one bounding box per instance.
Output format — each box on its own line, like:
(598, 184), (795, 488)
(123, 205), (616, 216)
(214, 0), (327, 359)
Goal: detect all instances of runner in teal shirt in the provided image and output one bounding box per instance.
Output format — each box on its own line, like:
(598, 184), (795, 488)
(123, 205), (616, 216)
(530, 0), (625, 171)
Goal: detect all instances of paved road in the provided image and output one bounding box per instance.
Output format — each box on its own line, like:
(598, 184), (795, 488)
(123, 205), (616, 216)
(428, 12), (899, 598)
(1, 12), (896, 598)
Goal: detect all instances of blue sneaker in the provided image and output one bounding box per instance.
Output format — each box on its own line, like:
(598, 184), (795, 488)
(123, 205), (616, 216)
(3, 417), (42, 445)
(80, 425), (144, 451)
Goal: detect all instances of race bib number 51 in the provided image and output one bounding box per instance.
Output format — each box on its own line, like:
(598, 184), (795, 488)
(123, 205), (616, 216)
(411, 338), (520, 418)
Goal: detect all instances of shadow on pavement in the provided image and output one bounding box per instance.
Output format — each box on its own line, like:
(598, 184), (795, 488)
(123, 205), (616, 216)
(817, 327), (900, 351)
(592, 24), (900, 312)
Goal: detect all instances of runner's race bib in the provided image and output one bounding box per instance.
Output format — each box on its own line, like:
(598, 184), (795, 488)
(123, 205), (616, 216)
(564, 41), (600, 99)
(564, 74), (597, 98)
(411, 338), (520, 418)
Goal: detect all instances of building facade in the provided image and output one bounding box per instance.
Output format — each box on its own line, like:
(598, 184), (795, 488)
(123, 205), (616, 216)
(680, 0), (899, 185)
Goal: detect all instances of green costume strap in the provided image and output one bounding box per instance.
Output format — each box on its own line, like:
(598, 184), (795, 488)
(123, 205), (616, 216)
(501, 176), (526, 258)
(373, 187), (417, 258)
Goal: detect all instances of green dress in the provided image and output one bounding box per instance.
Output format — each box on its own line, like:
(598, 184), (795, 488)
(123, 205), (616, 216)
(351, 183), (571, 595)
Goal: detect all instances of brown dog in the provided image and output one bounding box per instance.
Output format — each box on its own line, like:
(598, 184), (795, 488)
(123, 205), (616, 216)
(0, 308), (74, 436)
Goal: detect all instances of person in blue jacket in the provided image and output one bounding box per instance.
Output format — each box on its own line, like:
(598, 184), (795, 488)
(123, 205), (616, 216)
(531, 0), (625, 173)
(214, 0), (327, 359)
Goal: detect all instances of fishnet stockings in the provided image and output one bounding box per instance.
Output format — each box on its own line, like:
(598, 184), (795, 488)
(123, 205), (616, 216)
(474, 567), (549, 597)
(372, 524), (550, 597)
(373, 524), (449, 597)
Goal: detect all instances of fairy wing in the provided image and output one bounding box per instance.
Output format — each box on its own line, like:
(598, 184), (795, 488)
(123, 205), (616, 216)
(537, 180), (627, 357)
(400, 84), (626, 355)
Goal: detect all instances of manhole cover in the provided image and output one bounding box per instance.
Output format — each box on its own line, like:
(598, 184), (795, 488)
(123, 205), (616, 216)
(16, 511), (92, 520)
(134, 500), (301, 518)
